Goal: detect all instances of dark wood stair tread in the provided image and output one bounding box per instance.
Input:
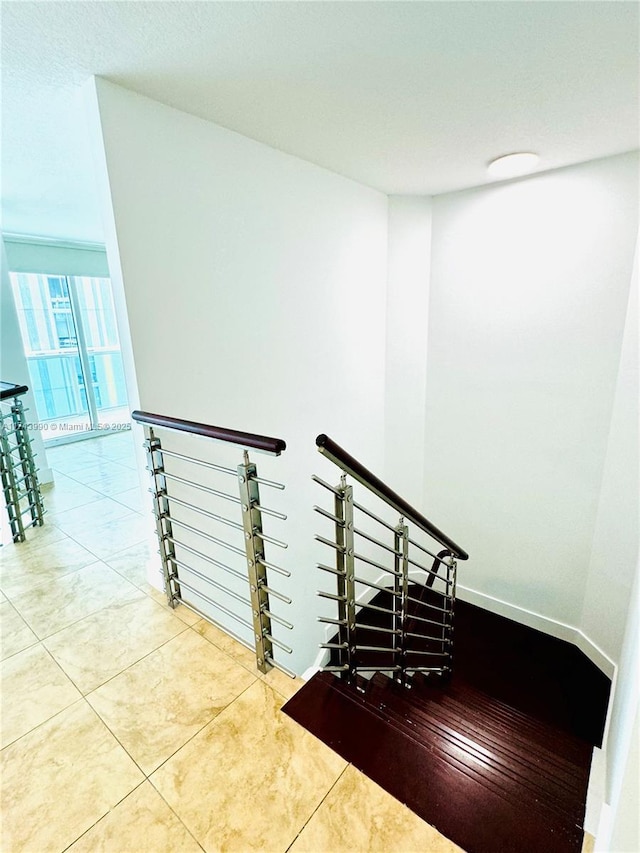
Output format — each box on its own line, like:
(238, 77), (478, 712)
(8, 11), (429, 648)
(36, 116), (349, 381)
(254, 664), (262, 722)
(362, 675), (588, 823)
(283, 671), (589, 853)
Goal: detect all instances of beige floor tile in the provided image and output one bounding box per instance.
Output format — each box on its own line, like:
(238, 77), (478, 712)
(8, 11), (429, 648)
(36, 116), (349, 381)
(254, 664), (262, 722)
(11, 561), (141, 639)
(583, 832), (595, 853)
(105, 538), (158, 588)
(0, 643), (82, 747)
(290, 764), (464, 853)
(1, 701), (143, 853)
(171, 600), (203, 625)
(64, 459), (135, 486)
(67, 513), (150, 560)
(52, 495), (134, 535)
(0, 536), (98, 598)
(151, 679), (346, 852)
(44, 593), (189, 693)
(0, 521), (67, 555)
(261, 665), (305, 702)
(0, 598), (38, 660)
(113, 485), (148, 512)
(193, 617), (262, 674)
(67, 781), (202, 853)
(47, 448), (106, 475)
(88, 629), (257, 774)
(40, 473), (104, 513)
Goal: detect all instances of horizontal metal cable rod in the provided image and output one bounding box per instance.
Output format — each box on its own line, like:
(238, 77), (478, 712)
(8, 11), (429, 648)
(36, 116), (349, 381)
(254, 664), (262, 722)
(315, 534), (345, 553)
(405, 666), (449, 673)
(353, 551), (402, 578)
(317, 590), (347, 602)
(250, 474), (285, 490)
(167, 538), (246, 582)
(352, 500), (397, 533)
(356, 623), (401, 636)
(264, 633), (292, 654)
(156, 447), (236, 476)
(354, 576), (401, 596)
(262, 609), (294, 630)
(170, 559), (249, 607)
(313, 505), (344, 526)
(162, 471), (241, 504)
(407, 596), (451, 614)
(320, 642), (348, 650)
(264, 654), (297, 679)
(354, 527), (402, 558)
(357, 600), (396, 617)
(133, 410), (287, 455)
(177, 578), (253, 631)
(256, 504), (288, 521)
(405, 614), (451, 630)
(407, 557), (453, 584)
(356, 666), (401, 672)
(11, 473), (39, 487)
(405, 649), (448, 657)
(311, 474), (342, 496)
(162, 494), (244, 531)
(322, 664), (349, 672)
(169, 517), (246, 556)
(317, 616), (347, 626)
(315, 433), (468, 560)
(258, 557), (291, 578)
(317, 562), (346, 578)
(407, 538), (451, 565)
(259, 531), (288, 550)
(354, 645), (399, 654)
(259, 583), (292, 605)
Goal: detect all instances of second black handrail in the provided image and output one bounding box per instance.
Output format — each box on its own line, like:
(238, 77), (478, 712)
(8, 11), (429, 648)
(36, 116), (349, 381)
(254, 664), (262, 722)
(316, 433), (468, 560)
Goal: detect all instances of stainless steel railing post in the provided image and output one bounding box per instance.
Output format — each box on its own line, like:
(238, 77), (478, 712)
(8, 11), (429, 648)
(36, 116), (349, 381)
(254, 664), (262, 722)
(394, 518), (409, 686)
(144, 427), (179, 608)
(238, 450), (273, 675)
(11, 397), (45, 528)
(342, 480), (356, 686)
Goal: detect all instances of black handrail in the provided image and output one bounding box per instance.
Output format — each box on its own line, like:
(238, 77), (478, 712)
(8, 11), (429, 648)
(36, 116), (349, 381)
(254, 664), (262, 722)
(316, 433), (468, 560)
(0, 382), (29, 401)
(132, 410), (286, 455)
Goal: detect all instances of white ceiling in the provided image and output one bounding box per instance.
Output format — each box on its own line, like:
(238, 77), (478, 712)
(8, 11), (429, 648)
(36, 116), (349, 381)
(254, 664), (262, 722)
(2, 1), (638, 243)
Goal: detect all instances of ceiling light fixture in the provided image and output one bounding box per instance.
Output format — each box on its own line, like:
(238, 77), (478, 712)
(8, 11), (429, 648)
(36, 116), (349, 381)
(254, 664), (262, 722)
(487, 152), (540, 179)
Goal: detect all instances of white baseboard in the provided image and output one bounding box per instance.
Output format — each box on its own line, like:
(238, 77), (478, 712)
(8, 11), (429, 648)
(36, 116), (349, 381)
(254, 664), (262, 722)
(457, 585), (616, 679)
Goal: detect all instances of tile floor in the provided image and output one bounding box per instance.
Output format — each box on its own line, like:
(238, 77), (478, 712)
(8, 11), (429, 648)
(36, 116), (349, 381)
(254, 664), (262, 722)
(1, 430), (465, 852)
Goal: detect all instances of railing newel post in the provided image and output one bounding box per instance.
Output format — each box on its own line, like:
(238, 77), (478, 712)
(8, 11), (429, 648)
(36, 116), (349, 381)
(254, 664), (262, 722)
(144, 426), (179, 608)
(238, 451), (272, 675)
(394, 518), (409, 687)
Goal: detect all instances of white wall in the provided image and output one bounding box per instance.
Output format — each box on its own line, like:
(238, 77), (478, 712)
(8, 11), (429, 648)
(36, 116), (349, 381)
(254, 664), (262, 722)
(88, 78), (389, 674)
(425, 153), (639, 637)
(582, 232), (639, 662)
(384, 196), (432, 507)
(592, 237), (639, 851)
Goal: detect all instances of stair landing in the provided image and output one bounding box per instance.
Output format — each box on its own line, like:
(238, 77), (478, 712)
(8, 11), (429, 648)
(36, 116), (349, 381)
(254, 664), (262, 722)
(283, 602), (609, 853)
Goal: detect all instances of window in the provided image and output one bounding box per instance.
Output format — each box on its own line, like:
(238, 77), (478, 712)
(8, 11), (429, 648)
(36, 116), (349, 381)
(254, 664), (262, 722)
(9, 272), (129, 438)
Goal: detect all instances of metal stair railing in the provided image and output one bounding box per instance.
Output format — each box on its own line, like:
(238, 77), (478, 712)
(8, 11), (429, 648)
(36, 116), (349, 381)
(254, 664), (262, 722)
(313, 433), (468, 688)
(132, 410), (295, 678)
(1, 382), (45, 542)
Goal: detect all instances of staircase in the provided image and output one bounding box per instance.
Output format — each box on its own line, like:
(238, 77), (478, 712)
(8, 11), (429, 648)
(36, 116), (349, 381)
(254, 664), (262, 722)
(286, 433), (610, 853)
(284, 664), (594, 853)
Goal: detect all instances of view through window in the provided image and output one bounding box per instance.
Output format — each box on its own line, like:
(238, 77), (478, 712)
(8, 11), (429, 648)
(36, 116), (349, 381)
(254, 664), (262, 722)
(9, 272), (129, 441)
